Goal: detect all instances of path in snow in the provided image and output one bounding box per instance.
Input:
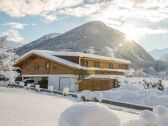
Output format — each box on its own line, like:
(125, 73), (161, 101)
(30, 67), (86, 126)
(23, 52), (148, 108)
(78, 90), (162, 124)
(0, 87), (138, 126)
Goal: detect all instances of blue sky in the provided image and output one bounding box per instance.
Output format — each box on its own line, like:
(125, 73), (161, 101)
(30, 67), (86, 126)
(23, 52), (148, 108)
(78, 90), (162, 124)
(0, 0), (168, 51)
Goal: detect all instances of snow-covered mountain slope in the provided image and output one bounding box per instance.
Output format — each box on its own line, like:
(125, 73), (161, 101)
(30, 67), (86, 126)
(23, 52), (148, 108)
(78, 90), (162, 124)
(16, 33), (61, 54)
(16, 21), (155, 74)
(149, 48), (168, 60)
(155, 53), (168, 72)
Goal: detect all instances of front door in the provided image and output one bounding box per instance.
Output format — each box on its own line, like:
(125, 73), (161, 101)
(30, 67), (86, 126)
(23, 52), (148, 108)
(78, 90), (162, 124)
(59, 77), (71, 91)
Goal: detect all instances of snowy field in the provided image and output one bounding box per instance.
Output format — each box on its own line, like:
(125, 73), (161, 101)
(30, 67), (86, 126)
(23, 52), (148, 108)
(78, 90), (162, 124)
(0, 87), (138, 126)
(101, 77), (168, 107)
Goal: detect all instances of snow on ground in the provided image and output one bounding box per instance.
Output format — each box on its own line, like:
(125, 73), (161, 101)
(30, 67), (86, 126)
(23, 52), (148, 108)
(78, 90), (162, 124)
(101, 84), (168, 107)
(0, 87), (138, 126)
(0, 87), (76, 126)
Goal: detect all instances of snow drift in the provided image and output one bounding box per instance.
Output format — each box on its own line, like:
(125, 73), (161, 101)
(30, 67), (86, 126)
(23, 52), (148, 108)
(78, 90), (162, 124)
(59, 103), (168, 126)
(58, 102), (121, 126)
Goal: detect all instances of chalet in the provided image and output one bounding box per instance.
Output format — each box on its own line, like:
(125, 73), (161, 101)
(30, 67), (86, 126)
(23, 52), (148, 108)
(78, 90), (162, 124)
(15, 50), (131, 91)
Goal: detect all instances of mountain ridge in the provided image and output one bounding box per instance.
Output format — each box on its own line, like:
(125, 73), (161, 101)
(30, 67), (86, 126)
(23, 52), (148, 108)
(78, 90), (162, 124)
(16, 21), (156, 74)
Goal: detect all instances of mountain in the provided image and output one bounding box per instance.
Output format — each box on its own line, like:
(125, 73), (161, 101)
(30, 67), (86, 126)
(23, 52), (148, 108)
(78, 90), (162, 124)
(16, 32), (61, 54)
(16, 21), (155, 74)
(149, 48), (168, 60)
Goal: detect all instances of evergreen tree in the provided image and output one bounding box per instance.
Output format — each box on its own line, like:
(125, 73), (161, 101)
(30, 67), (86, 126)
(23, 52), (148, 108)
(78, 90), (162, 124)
(0, 36), (18, 84)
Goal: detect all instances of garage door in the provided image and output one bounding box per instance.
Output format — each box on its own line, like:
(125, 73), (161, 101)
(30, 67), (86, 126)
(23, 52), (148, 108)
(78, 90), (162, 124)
(59, 77), (71, 91)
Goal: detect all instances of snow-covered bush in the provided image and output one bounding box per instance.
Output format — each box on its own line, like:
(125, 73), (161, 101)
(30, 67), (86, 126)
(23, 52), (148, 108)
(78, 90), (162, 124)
(0, 81), (4, 86)
(123, 110), (156, 126)
(63, 87), (69, 96)
(123, 106), (168, 126)
(78, 90), (103, 102)
(19, 82), (25, 87)
(58, 102), (121, 126)
(35, 84), (40, 91)
(4, 81), (10, 86)
(153, 106), (168, 126)
(27, 84), (31, 89)
(48, 85), (54, 92)
(0, 36), (19, 83)
(117, 77), (165, 91)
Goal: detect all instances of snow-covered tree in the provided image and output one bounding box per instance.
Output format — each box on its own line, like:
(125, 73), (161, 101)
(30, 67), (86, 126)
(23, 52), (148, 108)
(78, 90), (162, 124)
(135, 69), (144, 77)
(0, 36), (18, 84)
(88, 47), (95, 55)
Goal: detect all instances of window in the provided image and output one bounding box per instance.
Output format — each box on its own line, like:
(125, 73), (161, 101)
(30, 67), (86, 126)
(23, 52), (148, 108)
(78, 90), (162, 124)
(81, 59), (88, 66)
(109, 63), (113, 68)
(45, 62), (49, 69)
(94, 61), (99, 67)
(53, 63), (57, 69)
(118, 64), (123, 69)
(34, 63), (40, 69)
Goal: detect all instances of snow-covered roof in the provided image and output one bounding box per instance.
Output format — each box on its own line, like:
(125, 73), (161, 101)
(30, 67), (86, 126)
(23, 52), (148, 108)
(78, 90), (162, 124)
(15, 50), (131, 73)
(31, 50), (131, 64)
(15, 50), (81, 68)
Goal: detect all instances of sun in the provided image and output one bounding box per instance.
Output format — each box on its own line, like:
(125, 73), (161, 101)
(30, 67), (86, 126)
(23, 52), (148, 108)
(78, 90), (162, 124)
(120, 25), (141, 41)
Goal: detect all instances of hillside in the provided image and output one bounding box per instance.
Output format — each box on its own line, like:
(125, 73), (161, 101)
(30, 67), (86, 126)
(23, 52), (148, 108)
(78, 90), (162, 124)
(149, 48), (168, 60)
(16, 33), (61, 54)
(16, 21), (155, 74)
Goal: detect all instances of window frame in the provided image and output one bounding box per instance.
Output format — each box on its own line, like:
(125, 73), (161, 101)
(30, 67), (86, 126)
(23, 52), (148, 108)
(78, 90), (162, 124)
(81, 59), (88, 67)
(109, 63), (113, 69)
(94, 61), (100, 68)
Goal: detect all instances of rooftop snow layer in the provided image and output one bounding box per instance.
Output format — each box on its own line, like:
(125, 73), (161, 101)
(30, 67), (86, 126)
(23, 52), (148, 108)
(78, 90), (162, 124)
(31, 50), (131, 64)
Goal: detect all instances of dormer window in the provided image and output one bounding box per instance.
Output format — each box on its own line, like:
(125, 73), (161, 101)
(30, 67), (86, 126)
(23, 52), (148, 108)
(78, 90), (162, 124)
(94, 61), (99, 67)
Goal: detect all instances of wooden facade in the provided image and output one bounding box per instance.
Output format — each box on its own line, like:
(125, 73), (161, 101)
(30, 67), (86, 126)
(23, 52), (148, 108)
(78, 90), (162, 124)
(17, 55), (75, 75)
(79, 79), (115, 91)
(15, 51), (130, 91)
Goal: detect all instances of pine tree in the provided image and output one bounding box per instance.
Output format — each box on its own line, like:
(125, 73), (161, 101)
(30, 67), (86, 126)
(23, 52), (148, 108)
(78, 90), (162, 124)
(0, 36), (18, 84)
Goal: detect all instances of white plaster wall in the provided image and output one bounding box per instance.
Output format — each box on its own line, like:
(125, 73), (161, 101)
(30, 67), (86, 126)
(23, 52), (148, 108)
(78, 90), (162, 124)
(48, 74), (79, 91)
